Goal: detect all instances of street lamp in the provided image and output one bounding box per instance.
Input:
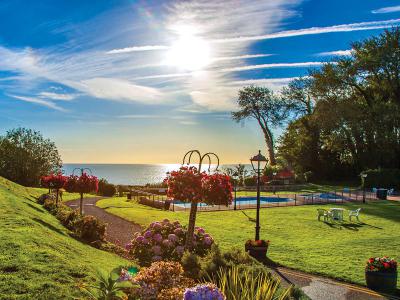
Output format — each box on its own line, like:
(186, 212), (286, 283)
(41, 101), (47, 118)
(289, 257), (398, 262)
(233, 171), (239, 210)
(250, 150), (268, 241)
(361, 173), (368, 203)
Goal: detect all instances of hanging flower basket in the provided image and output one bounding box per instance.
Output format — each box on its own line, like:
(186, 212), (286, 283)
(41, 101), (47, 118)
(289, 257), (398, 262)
(245, 240), (270, 261)
(365, 257), (397, 292)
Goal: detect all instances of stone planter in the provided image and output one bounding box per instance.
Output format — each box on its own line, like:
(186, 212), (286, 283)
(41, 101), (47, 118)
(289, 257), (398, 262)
(245, 245), (268, 261)
(365, 270), (397, 292)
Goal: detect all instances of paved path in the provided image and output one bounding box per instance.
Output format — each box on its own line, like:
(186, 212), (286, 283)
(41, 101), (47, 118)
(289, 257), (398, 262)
(65, 197), (142, 246)
(268, 265), (399, 300)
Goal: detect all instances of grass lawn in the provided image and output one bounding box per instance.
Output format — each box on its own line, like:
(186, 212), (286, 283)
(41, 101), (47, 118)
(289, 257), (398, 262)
(0, 177), (128, 299)
(31, 187), (95, 202)
(97, 197), (400, 286)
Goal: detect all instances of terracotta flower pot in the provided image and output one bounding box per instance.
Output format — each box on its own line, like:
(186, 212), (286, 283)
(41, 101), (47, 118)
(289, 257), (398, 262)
(245, 245), (268, 261)
(365, 270), (397, 292)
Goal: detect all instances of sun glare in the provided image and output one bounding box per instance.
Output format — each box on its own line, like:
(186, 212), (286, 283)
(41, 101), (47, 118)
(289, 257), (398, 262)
(165, 29), (211, 71)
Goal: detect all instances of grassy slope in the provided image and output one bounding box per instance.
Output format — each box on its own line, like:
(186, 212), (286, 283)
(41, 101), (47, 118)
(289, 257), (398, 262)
(98, 197), (400, 286)
(0, 177), (128, 300)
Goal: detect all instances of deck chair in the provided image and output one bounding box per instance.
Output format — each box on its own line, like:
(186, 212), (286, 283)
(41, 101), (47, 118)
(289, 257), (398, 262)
(387, 188), (394, 196)
(349, 208), (361, 222)
(317, 209), (329, 222)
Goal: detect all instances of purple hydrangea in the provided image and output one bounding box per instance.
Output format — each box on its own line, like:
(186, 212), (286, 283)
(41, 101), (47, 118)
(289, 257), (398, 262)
(176, 246), (185, 254)
(135, 236), (144, 243)
(151, 222), (162, 230)
(125, 242), (133, 251)
(184, 284), (225, 300)
(142, 238), (149, 245)
(204, 237), (213, 246)
(196, 227), (205, 234)
(151, 245), (162, 255)
(162, 239), (173, 248)
(168, 233), (178, 243)
(162, 218), (170, 224)
(153, 233), (163, 243)
(143, 230), (152, 239)
(151, 255), (162, 261)
(174, 227), (184, 235)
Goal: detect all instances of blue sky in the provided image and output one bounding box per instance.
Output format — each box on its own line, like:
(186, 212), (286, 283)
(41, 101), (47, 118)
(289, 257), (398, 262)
(1, 0), (400, 163)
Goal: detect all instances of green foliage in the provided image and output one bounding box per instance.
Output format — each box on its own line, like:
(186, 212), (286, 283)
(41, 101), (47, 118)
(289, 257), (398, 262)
(244, 176), (257, 186)
(83, 268), (133, 300)
(0, 128), (62, 186)
(208, 266), (292, 300)
(362, 169), (400, 189)
(278, 28), (400, 180)
(76, 215), (107, 244)
(98, 178), (116, 197)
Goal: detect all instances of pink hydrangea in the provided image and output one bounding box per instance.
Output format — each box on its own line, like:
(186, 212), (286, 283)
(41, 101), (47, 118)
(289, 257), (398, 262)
(136, 236), (144, 243)
(162, 239), (173, 248)
(204, 237), (212, 246)
(153, 233), (162, 243)
(174, 227), (184, 235)
(152, 245), (162, 255)
(168, 234), (178, 243)
(176, 246), (185, 254)
(144, 231), (152, 238)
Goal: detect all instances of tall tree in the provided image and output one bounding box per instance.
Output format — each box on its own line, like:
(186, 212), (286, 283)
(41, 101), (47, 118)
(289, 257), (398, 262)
(0, 128), (62, 186)
(232, 86), (291, 165)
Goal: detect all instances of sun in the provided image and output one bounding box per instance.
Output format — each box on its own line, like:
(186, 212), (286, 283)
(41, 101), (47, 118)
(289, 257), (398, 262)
(165, 32), (211, 71)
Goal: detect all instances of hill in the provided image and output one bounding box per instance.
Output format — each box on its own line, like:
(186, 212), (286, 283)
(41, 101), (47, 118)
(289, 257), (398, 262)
(0, 177), (127, 299)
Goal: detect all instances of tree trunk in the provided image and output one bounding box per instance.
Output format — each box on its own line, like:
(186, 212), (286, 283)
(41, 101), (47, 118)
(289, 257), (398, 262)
(185, 201), (198, 249)
(79, 192), (83, 215)
(55, 188), (59, 206)
(263, 130), (276, 165)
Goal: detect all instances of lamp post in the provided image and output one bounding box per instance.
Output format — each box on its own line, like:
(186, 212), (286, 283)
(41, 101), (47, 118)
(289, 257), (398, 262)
(233, 171), (239, 210)
(361, 173), (368, 203)
(250, 150), (268, 241)
(272, 172), (277, 194)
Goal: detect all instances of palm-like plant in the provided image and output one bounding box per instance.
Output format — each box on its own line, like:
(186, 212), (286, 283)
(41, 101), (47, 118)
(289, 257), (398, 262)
(208, 266), (292, 300)
(82, 268), (134, 300)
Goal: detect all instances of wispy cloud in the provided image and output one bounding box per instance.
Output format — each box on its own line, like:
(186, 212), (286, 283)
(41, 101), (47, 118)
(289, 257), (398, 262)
(222, 62), (324, 72)
(8, 94), (66, 111)
(107, 45), (170, 54)
(38, 91), (77, 101)
(213, 18), (400, 43)
(372, 6), (400, 14)
(317, 49), (353, 56)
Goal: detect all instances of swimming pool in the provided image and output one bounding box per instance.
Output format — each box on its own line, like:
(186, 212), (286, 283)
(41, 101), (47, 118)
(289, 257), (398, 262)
(173, 196), (293, 208)
(300, 193), (345, 200)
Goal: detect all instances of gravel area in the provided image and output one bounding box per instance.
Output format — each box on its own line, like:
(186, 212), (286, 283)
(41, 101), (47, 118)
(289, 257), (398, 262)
(65, 197), (142, 247)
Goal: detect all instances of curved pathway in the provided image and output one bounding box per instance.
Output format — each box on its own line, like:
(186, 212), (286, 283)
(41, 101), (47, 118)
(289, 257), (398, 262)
(65, 197), (141, 247)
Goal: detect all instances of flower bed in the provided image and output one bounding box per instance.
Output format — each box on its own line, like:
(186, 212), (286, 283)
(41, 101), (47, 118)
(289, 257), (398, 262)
(365, 257), (397, 291)
(245, 240), (270, 261)
(127, 219), (214, 266)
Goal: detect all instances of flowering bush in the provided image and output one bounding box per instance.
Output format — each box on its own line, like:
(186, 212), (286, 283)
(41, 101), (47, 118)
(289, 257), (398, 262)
(183, 284), (225, 300)
(366, 257), (397, 272)
(165, 166), (204, 203)
(129, 261), (195, 299)
(202, 173), (233, 206)
(245, 239), (270, 248)
(76, 215), (106, 243)
(127, 219), (214, 266)
(64, 173), (98, 194)
(41, 173), (68, 190)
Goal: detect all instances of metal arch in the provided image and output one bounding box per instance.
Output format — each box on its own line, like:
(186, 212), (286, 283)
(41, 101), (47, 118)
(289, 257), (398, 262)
(201, 152), (220, 172)
(182, 150), (201, 167)
(72, 167), (93, 176)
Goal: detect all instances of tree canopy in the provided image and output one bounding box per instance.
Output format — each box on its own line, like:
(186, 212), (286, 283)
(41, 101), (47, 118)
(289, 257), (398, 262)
(278, 28), (400, 180)
(0, 128), (62, 186)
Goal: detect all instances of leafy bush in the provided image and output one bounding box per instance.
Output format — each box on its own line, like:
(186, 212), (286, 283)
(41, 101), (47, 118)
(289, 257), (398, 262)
(244, 176), (257, 186)
(127, 219), (214, 266)
(43, 198), (58, 213)
(209, 266), (292, 300)
(56, 206), (82, 230)
(183, 283), (225, 300)
(38, 193), (55, 204)
(76, 215), (106, 243)
(98, 178), (116, 197)
(362, 168), (400, 189)
(128, 261), (195, 299)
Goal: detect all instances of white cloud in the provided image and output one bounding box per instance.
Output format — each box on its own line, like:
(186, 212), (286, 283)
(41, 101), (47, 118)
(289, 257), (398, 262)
(78, 77), (163, 104)
(107, 45), (169, 54)
(317, 49), (353, 56)
(8, 94), (66, 111)
(213, 18), (400, 43)
(222, 62), (324, 72)
(38, 92), (77, 101)
(372, 6), (400, 14)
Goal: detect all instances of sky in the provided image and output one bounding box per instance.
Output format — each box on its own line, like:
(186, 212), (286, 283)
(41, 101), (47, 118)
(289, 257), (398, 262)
(1, 0), (400, 164)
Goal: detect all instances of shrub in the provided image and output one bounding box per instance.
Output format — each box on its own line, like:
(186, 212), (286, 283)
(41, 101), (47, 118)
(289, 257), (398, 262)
(128, 219), (214, 266)
(76, 215), (106, 243)
(43, 198), (57, 213)
(362, 168), (400, 189)
(98, 178), (116, 197)
(38, 193), (55, 204)
(183, 284), (225, 300)
(244, 176), (257, 186)
(129, 261), (195, 299)
(56, 206), (82, 230)
(209, 266), (292, 300)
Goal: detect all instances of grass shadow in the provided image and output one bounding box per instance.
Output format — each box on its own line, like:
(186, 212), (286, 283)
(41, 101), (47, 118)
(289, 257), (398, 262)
(32, 217), (66, 236)
(24, 202), (45, 213)
(322, 220), (382, 231)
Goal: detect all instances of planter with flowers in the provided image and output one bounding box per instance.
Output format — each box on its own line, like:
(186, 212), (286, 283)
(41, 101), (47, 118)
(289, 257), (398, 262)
(365, 257), (397, 292)
(245, 239), (270, 261)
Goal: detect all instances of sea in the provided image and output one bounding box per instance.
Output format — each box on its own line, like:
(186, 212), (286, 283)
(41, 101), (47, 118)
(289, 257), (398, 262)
(63, 164), (253, 185)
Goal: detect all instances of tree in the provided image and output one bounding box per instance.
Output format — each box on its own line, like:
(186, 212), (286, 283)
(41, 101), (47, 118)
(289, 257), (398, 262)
(0, 128), (62, 186)
(232, 86), (291, 165)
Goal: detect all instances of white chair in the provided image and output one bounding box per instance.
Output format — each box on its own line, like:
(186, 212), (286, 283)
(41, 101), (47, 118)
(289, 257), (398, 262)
(387, 188), (394, 196)
(349, 208), (361, 221)
(317, 209), (330, 222)
(330, 209), (343, 222)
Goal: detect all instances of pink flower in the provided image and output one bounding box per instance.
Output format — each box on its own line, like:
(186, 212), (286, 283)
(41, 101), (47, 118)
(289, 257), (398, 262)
(152, 245), (162, 255)
(168, 233), (178, 243)
(135, 236), (144, 243)
(153, 233), (162, 243)
(162, 239), (173, 247)
(143, 231), (152, 238)
(176, 246), (185, 254)
(204, 237), (213, 246)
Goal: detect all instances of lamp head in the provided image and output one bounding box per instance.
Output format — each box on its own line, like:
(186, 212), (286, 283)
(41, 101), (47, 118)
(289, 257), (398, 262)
(250, 150), (268, 172)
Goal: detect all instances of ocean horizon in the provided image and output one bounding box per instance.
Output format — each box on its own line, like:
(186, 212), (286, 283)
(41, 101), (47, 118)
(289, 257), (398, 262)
(63, 163), (253, 185)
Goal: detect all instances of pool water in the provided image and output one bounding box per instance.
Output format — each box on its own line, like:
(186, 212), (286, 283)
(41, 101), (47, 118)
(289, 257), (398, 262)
(300, 193), (345, 200)
(173, 196), (292, 208)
